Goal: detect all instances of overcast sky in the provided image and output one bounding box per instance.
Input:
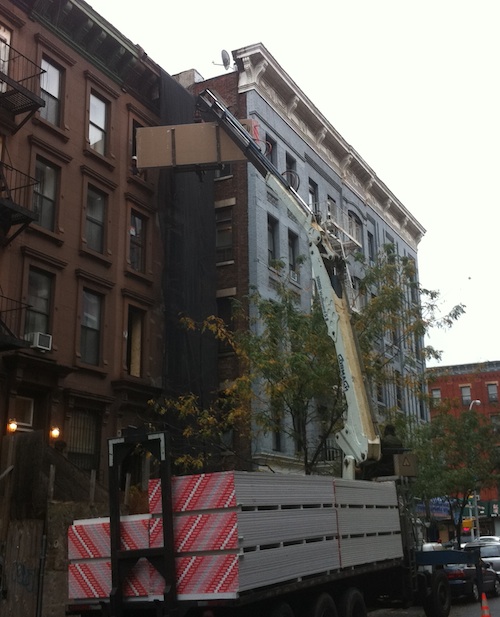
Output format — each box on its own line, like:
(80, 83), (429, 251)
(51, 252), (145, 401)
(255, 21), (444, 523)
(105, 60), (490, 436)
(89, 0), (500, 368)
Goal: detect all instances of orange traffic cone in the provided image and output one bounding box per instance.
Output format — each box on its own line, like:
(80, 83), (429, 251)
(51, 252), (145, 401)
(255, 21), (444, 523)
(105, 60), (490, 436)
(481, 593), (491, 617)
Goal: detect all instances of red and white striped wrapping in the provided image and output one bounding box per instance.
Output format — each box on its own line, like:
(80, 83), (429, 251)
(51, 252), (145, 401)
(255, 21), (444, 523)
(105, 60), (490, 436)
(149, 511), (238, 552)
(148, 554), (239, 599)
(68, 515), (150, 560)
(149, 471), (237, 514)
(68, 558), (150, 599)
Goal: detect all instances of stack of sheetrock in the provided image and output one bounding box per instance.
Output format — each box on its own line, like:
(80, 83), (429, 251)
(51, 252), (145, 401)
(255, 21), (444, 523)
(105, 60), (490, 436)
(334, 479), (403, 568)
(68, 472), (403, 602)
(68, 515), (151, 600)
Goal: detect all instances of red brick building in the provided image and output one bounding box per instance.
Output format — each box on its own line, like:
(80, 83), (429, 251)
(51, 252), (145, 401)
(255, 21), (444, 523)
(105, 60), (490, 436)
(427, 361), (500, 534)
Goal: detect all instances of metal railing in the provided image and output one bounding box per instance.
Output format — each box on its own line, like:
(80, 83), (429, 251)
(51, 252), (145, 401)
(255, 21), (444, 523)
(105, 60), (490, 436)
(0, 294), (29, 339)
(0, 41), (45, 95)
(0, 161), (38, 215)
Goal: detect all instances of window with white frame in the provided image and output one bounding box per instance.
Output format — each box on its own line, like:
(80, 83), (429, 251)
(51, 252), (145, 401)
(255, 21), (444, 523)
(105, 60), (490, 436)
(40, 57), (62, 125)
(89, 92), (108, 155)
(348, 211), (362, 244)
(431, 388), (441, 407)
(460, 385), (471, 406)
(487, 383), (498, 403)
(13, 396), (34, 431)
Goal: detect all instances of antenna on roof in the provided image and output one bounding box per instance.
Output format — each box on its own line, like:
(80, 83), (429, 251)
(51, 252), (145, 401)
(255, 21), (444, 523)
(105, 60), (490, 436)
(221, 49), (231, 70)
(213, 50), (233, 71)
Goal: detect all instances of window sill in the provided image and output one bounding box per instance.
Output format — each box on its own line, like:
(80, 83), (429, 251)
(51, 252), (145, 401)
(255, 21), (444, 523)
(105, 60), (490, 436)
(124, 267), (153, 285)
(32, 115), (70, 143)
(79, 246), (113, 267)
(74, 360), (108, 378)
(26, 224), (65, 246)
(127, 172), (155, 194)
(216, 259), (235, 267)
(83, 146), (115, 172)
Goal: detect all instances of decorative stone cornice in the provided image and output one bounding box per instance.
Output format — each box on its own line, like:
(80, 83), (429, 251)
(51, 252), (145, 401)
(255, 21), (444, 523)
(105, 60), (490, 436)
(232, 43), (425, 247)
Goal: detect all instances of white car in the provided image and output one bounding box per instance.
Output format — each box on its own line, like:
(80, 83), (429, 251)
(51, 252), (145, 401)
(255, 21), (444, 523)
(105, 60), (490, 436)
(480, 536), (500, 543)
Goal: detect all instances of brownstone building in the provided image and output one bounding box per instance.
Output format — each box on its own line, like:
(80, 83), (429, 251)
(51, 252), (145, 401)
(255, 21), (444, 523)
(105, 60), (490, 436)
(0, 3), (217, 613)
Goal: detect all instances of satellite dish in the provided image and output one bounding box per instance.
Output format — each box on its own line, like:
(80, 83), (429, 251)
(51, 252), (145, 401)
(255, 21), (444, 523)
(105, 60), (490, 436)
(221, 49), (231, 70)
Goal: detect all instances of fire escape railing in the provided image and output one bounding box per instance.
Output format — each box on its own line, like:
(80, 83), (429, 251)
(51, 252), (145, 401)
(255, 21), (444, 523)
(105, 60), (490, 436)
(0, 293), (30, 350)
(0, 161), (39, 246)
(0, 41), (45, 130)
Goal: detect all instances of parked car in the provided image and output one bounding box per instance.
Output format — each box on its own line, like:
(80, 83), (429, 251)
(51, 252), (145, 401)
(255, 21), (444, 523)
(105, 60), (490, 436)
(480, 536), (500, 543)
(445, 560), (500, 601)
(464, 542), (500, 571)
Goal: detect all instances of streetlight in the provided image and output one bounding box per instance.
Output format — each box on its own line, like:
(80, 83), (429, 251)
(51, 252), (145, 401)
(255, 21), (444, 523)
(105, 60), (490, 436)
(469, 399), (481, 540)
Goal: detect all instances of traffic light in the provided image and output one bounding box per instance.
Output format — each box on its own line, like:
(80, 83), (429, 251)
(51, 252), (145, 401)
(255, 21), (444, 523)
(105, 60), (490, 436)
(462, 518), (473, 531)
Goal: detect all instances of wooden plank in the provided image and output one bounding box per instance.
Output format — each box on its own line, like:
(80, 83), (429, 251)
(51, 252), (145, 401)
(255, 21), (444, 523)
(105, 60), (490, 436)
(3, 520), (44, 617)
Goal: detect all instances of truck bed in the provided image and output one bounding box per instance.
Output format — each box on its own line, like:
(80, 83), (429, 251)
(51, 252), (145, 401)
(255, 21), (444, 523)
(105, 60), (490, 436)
(68, 472), (403, 603)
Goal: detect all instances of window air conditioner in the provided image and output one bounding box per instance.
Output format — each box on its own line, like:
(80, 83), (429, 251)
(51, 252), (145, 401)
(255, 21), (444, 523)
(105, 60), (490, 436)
(28, 332), (53, 351)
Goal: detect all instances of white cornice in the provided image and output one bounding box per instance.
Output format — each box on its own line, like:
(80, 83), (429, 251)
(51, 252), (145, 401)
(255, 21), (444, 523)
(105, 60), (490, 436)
(232, 44), (425, 247)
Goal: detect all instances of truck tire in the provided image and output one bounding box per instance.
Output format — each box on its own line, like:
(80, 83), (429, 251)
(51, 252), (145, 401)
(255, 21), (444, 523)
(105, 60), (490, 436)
(269, 602), (295, 617)
(339, 588), (367, 617)
(423, 571), (451, 617)
(308, 592), (338, 617)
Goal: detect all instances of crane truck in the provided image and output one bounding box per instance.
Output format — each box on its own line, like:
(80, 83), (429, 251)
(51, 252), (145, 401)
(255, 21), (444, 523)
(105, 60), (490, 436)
(66, 90), (464, 617)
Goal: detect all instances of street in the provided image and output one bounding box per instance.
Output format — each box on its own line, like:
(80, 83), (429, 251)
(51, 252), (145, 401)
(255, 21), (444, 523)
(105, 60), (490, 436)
(371, 595), (498, 617)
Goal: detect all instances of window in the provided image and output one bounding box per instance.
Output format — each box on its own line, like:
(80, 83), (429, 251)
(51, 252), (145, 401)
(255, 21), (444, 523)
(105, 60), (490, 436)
(215, 207), (233, 262)
(81, 290), (102, 365)
(13, 396), (34, 431)
(460, 385), (471, 406)
(0, 27), (11, 93)
(491, 415), (500, 433)
(367, 231), (375, 263)
(265, 134), (277, 166)
(129, 211), (145, 272)
(34, 157), (58, 231)
(40, 57), (61, 125)
(25, 268), (52, 336)
(308, 179), (319, 215)
(127, 306), (143, 377)
(288, 231), (298, 280)
(488, 383), (498, 403)
(431, 388), (441, 407)
(348, 212), (362, 244)
(67, 408), (100, 471)
(86, 186), (106, 253)
(89, 92), (108, 155)
(268, 215), (279, 265)
(284, 153), (299, 190)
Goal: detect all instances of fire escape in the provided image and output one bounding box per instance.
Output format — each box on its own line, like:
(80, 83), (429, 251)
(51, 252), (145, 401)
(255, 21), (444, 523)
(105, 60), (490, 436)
(0, 41), (45, 350)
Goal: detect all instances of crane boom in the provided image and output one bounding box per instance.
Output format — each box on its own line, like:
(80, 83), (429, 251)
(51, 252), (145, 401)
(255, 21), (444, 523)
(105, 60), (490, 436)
(197, 90), (381, 477)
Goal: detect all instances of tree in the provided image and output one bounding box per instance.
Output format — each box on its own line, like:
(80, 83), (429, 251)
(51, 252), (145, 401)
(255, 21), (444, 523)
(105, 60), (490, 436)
(353, 245), (465, 420)
(150, 246), (464, 475)
(411, 405), (500, 546)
